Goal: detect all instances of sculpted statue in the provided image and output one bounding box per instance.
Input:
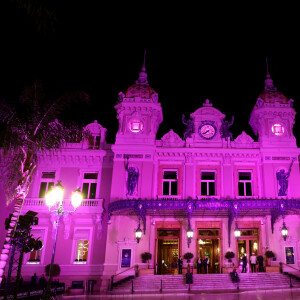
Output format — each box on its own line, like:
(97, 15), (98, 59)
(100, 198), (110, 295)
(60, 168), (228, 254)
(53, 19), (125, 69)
(125, 157), (139, 196)
(182, 114), (194, 140)
(220, 116), (234, 140)
(277, 159), (295, 196)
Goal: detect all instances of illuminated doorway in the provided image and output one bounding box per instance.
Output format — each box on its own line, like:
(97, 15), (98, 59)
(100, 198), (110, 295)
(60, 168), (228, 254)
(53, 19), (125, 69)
(157, 230), (180, 275)
(237, 229), (259, 272)
(197, 229), (220, 273)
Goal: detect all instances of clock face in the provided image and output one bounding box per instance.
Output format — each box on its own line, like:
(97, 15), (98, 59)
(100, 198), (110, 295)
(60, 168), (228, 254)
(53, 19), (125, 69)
(128, 120), (144, 133)
(199, 124), (216, 139)
(271, 123), (284, 136)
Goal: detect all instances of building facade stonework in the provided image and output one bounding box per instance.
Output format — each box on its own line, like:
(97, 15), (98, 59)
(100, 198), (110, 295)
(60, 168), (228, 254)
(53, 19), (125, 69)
(1, 64), (300, 291)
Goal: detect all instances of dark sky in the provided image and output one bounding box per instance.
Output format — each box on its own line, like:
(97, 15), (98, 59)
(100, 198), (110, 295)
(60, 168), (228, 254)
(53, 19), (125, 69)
(1, 2), (300, 144)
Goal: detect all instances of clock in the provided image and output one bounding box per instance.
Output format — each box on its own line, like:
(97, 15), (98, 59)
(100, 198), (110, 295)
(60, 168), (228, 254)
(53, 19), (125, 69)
(128, 119), (144, 133)
(271, 123), (285, 136)
(199, 122), (216, 140)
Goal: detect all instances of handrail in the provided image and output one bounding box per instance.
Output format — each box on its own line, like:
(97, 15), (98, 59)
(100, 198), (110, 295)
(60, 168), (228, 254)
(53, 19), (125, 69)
(110, 265), (139, 291)
(280, 262), (300, 273)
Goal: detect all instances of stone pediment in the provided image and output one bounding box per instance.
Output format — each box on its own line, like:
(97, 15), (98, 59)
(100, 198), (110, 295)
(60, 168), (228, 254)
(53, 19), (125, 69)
(161, 129), (185, 147)
(84, 120), (106, 135)
(234, 131), (254, 147)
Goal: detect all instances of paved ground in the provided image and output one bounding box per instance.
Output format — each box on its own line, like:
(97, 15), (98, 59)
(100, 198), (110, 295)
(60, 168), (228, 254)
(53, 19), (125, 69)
(64, 288), (300, 299)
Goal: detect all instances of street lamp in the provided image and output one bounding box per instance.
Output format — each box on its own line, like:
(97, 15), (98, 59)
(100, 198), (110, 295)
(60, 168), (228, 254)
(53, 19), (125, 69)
(187, 228), (193, 248)
(44, 181), (83, 300)
(281, 221), (288, 241)
(234, 223), (241, 238)
(135, 223), (142, 243)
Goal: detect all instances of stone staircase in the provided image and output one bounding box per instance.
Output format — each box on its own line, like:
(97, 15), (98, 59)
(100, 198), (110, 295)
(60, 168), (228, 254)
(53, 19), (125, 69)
(110, 272), (300, 294)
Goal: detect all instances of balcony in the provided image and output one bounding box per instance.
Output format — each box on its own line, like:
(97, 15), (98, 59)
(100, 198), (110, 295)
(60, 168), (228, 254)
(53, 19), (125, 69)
(22, 197), (103, 214)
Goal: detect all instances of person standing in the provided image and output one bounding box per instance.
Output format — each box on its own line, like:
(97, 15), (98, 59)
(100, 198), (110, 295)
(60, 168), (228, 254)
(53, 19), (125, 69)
(178, 256), (183, 275)
(257, 255), (264, 272)
(242, 254), (247, 273)
(250, 252), (257, 273)
(203, 256), (209, 274)
(30, 273), (38, 285)
(197, 257), (202, 274)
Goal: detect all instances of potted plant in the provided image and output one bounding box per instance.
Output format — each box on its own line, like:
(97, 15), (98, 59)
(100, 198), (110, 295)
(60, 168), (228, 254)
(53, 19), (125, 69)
(183, 252), (194, 263)
(225, 251), (235, 263)
(141, 252), (152, 268)
(45, 264), (61, 277)
(265, 250), (275, 266)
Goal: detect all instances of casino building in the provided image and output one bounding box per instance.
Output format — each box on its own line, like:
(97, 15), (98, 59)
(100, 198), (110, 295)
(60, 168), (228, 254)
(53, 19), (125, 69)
(2, 61), (300, 290)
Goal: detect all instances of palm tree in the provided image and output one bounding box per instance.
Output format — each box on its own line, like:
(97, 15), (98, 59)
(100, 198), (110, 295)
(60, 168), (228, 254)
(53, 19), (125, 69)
(0, 81), (89, 281)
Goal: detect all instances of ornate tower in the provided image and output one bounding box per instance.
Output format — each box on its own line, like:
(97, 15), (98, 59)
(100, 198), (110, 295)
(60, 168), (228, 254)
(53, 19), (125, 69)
(114, 61), (163, 145)
(249, 71), (296, 148)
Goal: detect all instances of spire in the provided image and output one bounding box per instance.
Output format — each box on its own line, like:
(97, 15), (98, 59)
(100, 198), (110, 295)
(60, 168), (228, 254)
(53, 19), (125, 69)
(136, 49), (148, 84)
(264, 57), (277, 91)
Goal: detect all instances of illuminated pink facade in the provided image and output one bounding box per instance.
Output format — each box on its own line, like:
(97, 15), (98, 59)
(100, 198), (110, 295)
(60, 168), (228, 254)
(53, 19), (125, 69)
(1, 62), (300, 291)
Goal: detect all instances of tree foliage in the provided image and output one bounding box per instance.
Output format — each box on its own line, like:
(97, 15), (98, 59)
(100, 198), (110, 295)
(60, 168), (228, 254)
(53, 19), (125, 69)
(0, 80), (89, 204)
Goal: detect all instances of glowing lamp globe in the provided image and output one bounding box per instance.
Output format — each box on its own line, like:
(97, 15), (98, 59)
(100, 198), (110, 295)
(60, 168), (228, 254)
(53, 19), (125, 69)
(234, 228), (241, 238)
(281, 222), (288, 241)
(71, 188), (83, 209)
(135, 226), (142, 243)
(187, 229), (194, 239)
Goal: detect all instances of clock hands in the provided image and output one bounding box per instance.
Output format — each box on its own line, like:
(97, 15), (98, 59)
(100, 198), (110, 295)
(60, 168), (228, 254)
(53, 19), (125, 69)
(203, 130), (210, 134)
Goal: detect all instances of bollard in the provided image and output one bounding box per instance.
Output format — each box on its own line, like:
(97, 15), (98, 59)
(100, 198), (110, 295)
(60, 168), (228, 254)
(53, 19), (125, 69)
(131, 279), (134, 294)
(160, 279), (162, 293)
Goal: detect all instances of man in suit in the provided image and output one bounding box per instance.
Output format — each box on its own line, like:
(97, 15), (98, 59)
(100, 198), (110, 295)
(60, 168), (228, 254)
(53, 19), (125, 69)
(203, 256), (209, 274)
(178, 256), (183, 274)
(197, 257), (202, 274)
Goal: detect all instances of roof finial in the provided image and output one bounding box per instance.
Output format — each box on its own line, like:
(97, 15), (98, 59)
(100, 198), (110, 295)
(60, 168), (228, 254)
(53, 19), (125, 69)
(264, 57), (276, 91)
(136, 49), (148, 84)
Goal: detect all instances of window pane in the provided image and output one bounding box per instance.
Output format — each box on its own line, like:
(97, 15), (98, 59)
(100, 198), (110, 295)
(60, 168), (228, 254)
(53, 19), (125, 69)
(42, 172), (55, 179)
(246, 182), (252, 196)
(170, 182), (178, 195)
(48, 182), (54, 190)
(82, 183), (89, 199)
(239, 172), (251, 180)
(201, 182), (207, 196)
(84, 173), (98, 180)
(77, 240), (83, 260)
(201, 172), (215, 180)
(163, 171), (177, 179)
(39, 182), (47, 198)
(89, 183), (97, 199)
(82, 240), (89, 260)
(163, 182), (169, 195)
(209, 182), (215, 196)
(238, 182), (244, 196)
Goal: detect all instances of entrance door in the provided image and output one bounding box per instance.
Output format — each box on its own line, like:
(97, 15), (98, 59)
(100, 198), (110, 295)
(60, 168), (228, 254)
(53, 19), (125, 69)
(157, 229), (180, 275)
(237, 239), (258, 272)
(198, 238), (220, 273)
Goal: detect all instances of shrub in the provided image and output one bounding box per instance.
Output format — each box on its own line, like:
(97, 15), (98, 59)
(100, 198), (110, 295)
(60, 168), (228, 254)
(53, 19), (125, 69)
(183, 252), (194, 260)
(225, 251), (235, 259)
(265, 250), (275, 258)
(45, 264), (61, 277)
(141, 252), (152, 262)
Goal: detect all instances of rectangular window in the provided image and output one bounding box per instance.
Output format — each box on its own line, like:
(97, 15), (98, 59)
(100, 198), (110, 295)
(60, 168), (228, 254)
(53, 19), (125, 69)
(28, 241), (43, 262)
(162, 170), (178, 196)
(75, 240), (89, 263)
(39, 172), (55, 198)
(201, 171), (215, 196)
(82, 173), (98, 199)
(238, 171), (252, 196)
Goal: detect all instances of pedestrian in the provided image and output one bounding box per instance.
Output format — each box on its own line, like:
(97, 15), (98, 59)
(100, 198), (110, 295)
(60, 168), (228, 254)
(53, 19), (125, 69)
(30, 273), (38, 285)
(203, 256), (209, 274)
(250, 252), (257, 273)
(178, 256), (183, 275)
(257, 255), (264, 272)
(230, 267), (240, 283)
(242, 254), (247, 273)
(38, 274), (47, 287)
(0, 275), (6, 288)
(197, 257), (202, 274)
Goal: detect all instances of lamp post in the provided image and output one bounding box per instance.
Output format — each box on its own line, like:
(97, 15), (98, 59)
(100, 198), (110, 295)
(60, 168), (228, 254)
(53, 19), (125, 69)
(234, 223), (241, 239)
(44, 181), (82, 300)
(187, 228), (193, 248)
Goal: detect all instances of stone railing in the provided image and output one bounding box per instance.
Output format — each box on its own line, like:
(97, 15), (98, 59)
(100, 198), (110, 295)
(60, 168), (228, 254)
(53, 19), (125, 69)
(23, 197), (102, 208)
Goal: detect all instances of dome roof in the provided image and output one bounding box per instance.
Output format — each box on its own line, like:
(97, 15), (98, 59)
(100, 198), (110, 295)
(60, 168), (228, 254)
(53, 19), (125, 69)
(126, 83), (157, 99)
(255, 72), (288, 107)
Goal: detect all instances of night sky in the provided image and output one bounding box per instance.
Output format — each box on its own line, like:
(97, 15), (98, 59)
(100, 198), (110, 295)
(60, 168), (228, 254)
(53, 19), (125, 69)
(1, 2), (300, 144)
